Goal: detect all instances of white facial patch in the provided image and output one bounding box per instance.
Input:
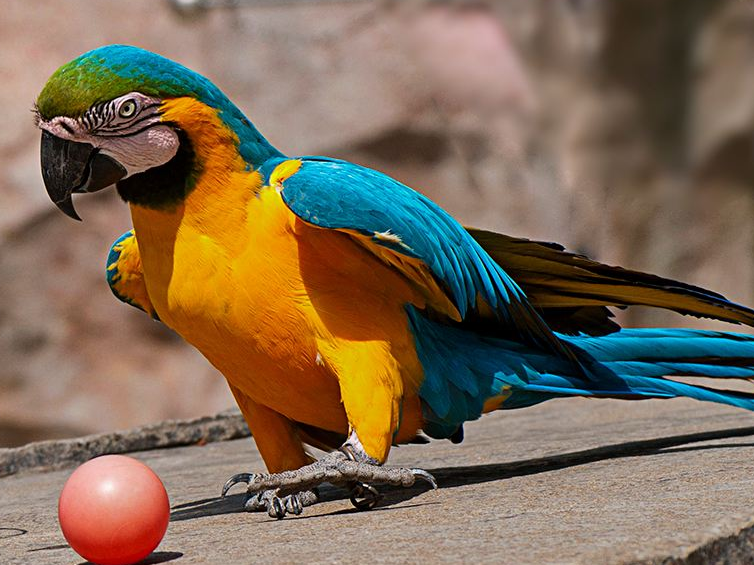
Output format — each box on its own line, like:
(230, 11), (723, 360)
(96, 125), (179, 177)
(37, 92), (180, 179)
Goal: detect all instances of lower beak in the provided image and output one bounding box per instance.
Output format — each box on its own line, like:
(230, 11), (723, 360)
(40, 130), (127, 220)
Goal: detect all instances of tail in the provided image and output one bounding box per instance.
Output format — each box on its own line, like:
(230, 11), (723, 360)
(408, 308), (754, 440)
(520, 329), (754, 411)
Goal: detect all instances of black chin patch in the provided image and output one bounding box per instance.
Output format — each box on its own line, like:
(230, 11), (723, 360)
(116, 129), (199, 209)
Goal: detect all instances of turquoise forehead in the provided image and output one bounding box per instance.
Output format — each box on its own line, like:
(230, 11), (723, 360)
(37, 45), (226, 119)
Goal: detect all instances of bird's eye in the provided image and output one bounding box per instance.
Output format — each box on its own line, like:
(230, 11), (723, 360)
(118, 99), (138, 119)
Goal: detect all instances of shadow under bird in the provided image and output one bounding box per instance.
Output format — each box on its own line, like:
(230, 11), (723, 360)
(36, 45), (754, 519)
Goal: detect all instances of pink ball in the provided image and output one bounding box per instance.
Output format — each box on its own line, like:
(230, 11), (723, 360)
(58, 455), (170, 565)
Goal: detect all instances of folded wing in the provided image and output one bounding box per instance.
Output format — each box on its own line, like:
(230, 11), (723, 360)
(469, 229), (754, 335)
(275, 157), (574, 360)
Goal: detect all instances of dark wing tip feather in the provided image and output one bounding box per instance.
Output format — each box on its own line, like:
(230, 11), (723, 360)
(468, 227), (754, 333)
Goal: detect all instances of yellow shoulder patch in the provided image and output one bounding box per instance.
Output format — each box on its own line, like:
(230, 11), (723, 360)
(269, 159), (302, 190)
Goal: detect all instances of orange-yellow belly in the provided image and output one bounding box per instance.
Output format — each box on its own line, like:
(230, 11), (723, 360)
(129, 186), (426, 437)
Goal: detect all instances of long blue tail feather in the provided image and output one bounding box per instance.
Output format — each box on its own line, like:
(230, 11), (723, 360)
(407, 307), (754, 440)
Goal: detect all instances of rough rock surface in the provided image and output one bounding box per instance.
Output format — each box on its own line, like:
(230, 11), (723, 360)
(0, 410), (249, 478)
(4, 398), (754, 564)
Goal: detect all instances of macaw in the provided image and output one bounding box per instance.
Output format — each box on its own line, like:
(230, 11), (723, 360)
(37, 45), (754, 519)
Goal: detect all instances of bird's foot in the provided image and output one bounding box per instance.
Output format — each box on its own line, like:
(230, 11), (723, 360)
(222, 450), (436, 519)
(241, 487), (320, 518)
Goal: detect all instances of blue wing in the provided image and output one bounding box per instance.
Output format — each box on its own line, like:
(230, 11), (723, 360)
(266, 156), (572, 359)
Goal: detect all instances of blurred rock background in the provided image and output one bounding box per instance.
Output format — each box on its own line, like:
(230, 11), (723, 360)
(1, 0), (753, 446)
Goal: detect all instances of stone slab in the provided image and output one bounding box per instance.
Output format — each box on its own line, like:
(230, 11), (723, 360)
(4, 398), (754, 564)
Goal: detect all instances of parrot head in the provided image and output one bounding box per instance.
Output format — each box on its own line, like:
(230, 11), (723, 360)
(36, 45), (278, 219)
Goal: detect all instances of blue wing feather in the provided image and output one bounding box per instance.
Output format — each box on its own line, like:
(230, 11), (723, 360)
(275, 157), (572, 359)
(407, 307), (754, 438)
(279, 158), (514, 315)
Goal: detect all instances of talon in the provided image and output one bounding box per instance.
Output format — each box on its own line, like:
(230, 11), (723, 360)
(411, 469), (438, 489)
(349, 482), (382, 511)
(269, 496), (285, 519)
(288, 495), (303, 515)
(222, 472), (254, 497)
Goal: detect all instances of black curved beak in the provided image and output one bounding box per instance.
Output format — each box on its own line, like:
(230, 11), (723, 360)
(40, 130), (127, 220)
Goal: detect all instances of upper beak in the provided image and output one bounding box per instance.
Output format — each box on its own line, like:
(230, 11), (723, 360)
(40, 130), (127, 220)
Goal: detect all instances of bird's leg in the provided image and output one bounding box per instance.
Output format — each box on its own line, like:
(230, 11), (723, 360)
(222, 430), (437, 519)
(225, 387), (322, 518)
(225, 349), (437, 519)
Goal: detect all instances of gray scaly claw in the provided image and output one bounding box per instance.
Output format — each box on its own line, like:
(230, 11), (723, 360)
(222, 472), (255, 497)
(240, 451), (437, 495)
(245, 489), (319, 519)
(410, 468), (438, 490)
(223, 473), (319, 519)
(349, 481), (382, 511)
(221, 451), (437, 518)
